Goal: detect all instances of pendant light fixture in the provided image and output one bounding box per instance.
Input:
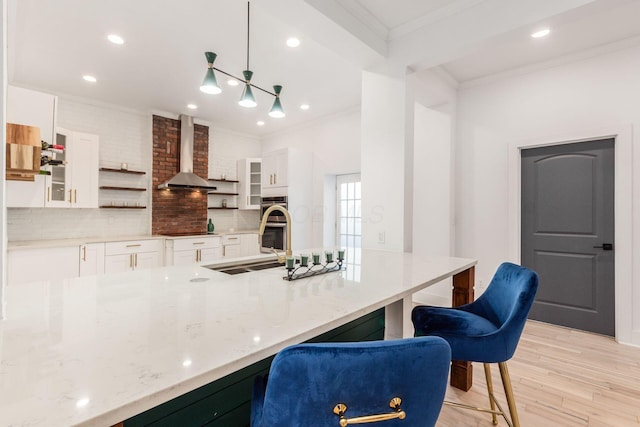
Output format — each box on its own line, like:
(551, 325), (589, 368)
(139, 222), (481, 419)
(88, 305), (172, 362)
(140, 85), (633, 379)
(199, 1), (285, 118)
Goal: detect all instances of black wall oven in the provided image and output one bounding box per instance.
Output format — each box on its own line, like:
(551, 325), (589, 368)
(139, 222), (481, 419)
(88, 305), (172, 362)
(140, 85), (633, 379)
(260, 196), (288, 252)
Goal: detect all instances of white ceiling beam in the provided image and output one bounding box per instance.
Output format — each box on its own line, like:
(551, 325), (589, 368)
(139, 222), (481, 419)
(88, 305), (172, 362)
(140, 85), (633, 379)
(304, 0), (388, 56)
(387, 0), (598, 72)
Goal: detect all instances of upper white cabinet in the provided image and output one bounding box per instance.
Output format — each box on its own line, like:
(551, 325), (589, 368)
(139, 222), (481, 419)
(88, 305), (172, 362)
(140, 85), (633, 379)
(7, 85), (57, 146)
(6, 175), (47, 208)
(237, 158), (261, 210)
(261, 149), (288, 189)
(6, 86), (58, 208)
(46, 128), (99, 208)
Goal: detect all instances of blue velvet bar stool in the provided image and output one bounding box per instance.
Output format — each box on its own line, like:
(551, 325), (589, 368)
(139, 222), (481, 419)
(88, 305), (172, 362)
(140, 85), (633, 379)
(411, 262), (538, 427)
(251, 336), (451, 427)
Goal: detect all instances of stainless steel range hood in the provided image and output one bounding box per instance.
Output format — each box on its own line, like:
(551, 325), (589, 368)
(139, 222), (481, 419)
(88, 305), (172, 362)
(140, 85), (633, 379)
(157, 115), (217, 190)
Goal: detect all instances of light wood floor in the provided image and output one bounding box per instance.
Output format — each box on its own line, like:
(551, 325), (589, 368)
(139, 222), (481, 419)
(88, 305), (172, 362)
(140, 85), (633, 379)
(436, 321), (640, 426)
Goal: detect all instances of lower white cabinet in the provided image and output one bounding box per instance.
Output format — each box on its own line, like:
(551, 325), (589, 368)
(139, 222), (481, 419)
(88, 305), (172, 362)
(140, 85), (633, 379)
(104, 239), (162, 273)
(222, 235), (241, 258)
(240, 233), (260, 257)
(8, 246), (79, 285)
(165, 236), (222, 266)
(222, 233), (259, 258)
(79, 243), (105, 276)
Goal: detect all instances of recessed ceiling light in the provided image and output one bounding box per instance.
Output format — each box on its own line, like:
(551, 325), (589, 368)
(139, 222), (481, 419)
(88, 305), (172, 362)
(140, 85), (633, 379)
(107, 34), (125, 45)
(300, 104), (310, 110)
(257, 121), (265, 126)
(286, 37), (301, 48)
(531, 28), (550, 38)
(82, 75), (97, 83)
(187, 104), (198, 110)
(227, 79), (239, 87)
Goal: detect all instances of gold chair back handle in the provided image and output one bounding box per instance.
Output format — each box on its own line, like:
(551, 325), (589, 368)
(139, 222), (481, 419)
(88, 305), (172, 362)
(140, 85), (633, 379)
(333, 397), (405, 426)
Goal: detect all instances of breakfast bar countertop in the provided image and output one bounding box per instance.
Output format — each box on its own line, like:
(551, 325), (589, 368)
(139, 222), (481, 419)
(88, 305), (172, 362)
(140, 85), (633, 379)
(0, 250), (476, 426)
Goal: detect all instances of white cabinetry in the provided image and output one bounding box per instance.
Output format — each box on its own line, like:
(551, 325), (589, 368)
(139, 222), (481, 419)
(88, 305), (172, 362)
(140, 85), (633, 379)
(79, 243), (105, 276)
(7, 85), (57, 147)
(240, 233), (260, 257)
(261, 149), (288, 190)
(6, 86), (58, 208)
(104, 239), (162, 273)
(6, 175), (47, 208)
(237, 158), (261, 210)
(261, 148), (313, 249)
(165, 236), (222, 266)
(7, 246), (78, 285)
(46, 128), (99, 208)
(222, 235), (241, 258)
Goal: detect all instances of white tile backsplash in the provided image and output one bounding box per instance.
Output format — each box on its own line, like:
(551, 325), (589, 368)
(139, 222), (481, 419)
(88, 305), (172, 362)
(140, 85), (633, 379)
(7, 103), (264, 241)
(7, 97), (152, 241)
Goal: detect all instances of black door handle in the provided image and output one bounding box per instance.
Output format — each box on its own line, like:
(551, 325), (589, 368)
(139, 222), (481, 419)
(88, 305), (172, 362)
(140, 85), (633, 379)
(593, 243), (613, 250)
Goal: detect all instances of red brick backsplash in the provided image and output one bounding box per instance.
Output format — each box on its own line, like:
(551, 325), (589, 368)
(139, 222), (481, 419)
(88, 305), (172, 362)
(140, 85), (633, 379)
(152, 115), (209, 235)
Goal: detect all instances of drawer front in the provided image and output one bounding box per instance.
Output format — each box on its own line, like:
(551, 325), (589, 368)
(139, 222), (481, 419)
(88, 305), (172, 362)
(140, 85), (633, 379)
(222, 234), (241, 246)
(105, 239), (162, 255)
(173, 236), (221, 252)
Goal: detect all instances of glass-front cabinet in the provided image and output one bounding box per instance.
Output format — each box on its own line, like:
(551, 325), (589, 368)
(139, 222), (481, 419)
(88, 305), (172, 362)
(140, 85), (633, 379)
(45, 128), (99, 208)
(45, 129), (71, 206)
(238, 158), (261, 210)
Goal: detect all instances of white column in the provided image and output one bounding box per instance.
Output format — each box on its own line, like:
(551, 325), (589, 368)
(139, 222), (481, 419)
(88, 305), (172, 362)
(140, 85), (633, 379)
(1, 0), (8, 319)
(360, 71), (407, 252)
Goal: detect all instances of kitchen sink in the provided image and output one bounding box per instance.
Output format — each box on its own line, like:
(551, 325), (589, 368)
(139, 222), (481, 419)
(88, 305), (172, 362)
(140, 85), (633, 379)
(206, 260), (285, 275)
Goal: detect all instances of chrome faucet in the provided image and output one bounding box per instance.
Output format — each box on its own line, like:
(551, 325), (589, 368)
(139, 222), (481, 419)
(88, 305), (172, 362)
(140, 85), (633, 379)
(258, 205), (293, 264)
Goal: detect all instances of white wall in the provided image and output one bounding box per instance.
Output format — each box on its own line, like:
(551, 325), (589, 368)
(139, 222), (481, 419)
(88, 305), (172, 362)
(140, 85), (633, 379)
(455, 43), (640, 345)
(261, 108), (361, 248)
(6, 97), (152, 241)
(207, 126), (261, 231)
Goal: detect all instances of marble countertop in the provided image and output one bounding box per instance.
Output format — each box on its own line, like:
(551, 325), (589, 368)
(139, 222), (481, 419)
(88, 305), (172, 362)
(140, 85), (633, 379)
(7, 230), (260, 250)
(0, 250), (475, 426)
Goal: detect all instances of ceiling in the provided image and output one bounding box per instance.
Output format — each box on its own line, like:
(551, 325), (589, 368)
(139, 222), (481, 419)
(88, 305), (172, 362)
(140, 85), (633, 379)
(8, 0), (640, 136)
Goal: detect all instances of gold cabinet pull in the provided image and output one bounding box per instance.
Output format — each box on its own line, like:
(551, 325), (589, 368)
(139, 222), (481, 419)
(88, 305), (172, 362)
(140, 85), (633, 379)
(129, 254), (133, 269)
(126, 244), (142, 248)
(74, 189), (77, 203)
(68, 189), (73, 203)
(82, 246), (87, 261)
(274, 173), (277, 184)
(192, 242), (205, 245)
(47, 187), (51, 202)
(333, 397), (405, 426)
(135, 253), (138, 267)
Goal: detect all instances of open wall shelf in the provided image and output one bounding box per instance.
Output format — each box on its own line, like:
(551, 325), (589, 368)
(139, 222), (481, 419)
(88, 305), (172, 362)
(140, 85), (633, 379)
(100, 186), (146, 192)
(100, 205), (146, 209)
(99, 167), (146, 175)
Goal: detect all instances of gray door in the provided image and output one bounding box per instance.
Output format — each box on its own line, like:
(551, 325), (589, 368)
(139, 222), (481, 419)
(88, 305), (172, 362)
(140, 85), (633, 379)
(521, 139), (615, 336)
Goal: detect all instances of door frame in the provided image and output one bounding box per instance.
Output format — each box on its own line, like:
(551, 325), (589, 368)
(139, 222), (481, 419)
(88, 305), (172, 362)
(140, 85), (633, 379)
(507, 124), (633, 344)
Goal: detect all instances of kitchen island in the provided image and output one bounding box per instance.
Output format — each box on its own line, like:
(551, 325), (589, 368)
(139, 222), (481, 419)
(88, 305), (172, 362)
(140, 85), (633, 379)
(0, 250), (475, 426)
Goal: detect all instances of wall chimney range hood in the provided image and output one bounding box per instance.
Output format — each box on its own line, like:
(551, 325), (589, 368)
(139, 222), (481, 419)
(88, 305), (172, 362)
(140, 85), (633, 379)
(157, 115), (217, 190)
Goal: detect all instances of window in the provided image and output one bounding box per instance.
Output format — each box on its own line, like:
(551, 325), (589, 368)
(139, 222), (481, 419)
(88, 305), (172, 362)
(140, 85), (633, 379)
(336, 174), (361, 274)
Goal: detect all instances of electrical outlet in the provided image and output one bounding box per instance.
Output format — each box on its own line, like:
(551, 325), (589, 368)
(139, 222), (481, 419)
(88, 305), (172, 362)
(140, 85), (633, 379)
(378, 231), (385, 244)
